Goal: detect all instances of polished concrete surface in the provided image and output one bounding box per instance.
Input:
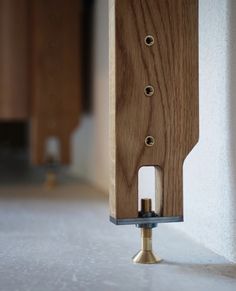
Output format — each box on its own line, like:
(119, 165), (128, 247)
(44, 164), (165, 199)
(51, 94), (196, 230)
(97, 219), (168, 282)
(0, 181), (235, 291)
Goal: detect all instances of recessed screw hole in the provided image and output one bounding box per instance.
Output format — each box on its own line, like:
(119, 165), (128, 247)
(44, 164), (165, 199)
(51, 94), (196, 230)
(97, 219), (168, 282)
(144, 85), (154, 97)
(145, 35), (154, 46)
(145, 136), (155, 147)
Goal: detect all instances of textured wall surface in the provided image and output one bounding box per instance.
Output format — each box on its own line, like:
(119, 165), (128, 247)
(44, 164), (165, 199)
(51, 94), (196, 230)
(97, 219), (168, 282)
(71, 0), (109, 191)
(174, 0), (236, 262)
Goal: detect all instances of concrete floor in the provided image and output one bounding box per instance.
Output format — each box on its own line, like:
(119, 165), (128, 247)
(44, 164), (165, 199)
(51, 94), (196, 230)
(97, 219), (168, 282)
(0, 181), (236, 291)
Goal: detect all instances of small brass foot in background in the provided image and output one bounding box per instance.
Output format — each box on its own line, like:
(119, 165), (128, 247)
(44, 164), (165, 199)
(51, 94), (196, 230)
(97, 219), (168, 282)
(44, 155), (58, 190)
(44, 171), (57, 190)
(132, 198), (162, 264)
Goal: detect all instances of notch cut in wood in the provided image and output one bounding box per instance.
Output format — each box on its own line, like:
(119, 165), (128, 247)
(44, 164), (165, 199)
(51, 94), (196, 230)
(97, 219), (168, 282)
(109, 0), (199, 222)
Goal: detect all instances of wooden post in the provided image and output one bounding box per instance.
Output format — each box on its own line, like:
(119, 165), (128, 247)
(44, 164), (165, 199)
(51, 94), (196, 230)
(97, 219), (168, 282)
(0, 0), (29, 120)
(109, 0), (199, 221)
(30, 0), (81, 165)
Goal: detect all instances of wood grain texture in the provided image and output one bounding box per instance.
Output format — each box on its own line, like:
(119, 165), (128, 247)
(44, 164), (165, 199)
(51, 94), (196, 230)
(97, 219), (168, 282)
(109, 0), (199, 219)
(0, 0), (29, 120)
(30, 0), (81, 165)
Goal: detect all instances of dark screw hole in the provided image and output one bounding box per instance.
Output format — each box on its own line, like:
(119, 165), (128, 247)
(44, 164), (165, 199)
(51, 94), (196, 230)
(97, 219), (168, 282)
(145, 136), (155, 147)
(144, 85), (154, 97)
(145, 35), (154, 46)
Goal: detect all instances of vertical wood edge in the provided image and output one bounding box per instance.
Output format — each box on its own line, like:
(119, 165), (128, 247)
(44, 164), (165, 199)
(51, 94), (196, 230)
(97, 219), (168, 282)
(109, 0), (116, 218)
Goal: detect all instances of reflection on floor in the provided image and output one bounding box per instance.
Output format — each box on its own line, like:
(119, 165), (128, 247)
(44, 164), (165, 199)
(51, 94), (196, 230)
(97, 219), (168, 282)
(0, 180), (235, 291)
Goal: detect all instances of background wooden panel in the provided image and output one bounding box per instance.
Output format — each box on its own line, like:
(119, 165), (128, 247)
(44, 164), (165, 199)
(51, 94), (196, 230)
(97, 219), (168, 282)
(0, 0), (29, 120)
(110, 0), (199, 219)
(30, 0), (81, 165)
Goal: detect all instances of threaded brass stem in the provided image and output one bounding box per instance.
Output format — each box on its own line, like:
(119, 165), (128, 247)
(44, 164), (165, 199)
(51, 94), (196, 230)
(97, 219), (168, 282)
(141, 228), (152, 251)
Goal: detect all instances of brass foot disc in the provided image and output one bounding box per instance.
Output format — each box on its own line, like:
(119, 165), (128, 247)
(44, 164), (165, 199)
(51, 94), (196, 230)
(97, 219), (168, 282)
(132, 250), (162, 264)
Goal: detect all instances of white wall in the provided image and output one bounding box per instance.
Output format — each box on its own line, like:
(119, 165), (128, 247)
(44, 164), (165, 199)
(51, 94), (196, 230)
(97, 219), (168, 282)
(172, 0), (236, 263)
(71, 115), (95, 182)
(91, 0), (109, 191)
(71, 0), (109, 192)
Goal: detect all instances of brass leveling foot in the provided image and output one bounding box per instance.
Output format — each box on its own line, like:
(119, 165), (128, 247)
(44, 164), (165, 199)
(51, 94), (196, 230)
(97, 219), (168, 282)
(132, 198), (162, 264)
(44, 156), (58, 190)
(45, 171), (57, 190)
